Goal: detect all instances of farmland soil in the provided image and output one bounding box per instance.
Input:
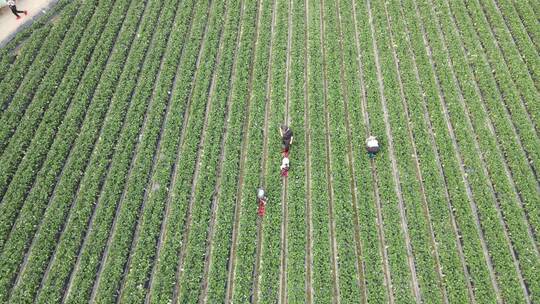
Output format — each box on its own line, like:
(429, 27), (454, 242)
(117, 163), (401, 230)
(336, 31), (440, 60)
(0, 0), (58, 45)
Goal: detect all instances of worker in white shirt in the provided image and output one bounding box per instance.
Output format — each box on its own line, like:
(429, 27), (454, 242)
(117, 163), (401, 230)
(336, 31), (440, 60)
(7, 0), (27, 19)
(366, 135), (380, 159)
(280, 156), (290, 177)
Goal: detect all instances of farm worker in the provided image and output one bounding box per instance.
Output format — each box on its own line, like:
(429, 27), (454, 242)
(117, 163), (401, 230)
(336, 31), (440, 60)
(7, 0), (28, 20)
(280, 156), (290, 177)
(257, 188), (267, 216)
(366, 135), (380, 159)
(279, 124), (293, 156)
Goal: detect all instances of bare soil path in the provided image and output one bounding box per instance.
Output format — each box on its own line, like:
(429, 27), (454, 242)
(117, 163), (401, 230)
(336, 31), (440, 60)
(0, 0), (59, 44)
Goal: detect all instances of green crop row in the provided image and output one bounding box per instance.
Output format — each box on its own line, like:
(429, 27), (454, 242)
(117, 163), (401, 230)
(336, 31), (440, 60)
(229, 0), (272, 300)
(285, 0), (307, 301)
(144, 0), (227, 302)
(2, 1), (113, 295)
(203, 0), (258, 301)
(258, 0), (288, 300)
(0, 0), (131, 302)
(86, 0), (199, 302)
(306, 0), (333, 301)
(511, 0), (540, 54)
(0, 1), (83, 154)
(166, 0), (241, 301)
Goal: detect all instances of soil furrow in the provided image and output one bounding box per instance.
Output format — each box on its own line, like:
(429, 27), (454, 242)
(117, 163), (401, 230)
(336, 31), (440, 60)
(250, 0), (276, 300)
(333, 0), (368, 301)
(115, 2), (185, 301)
(318, 0), (341, 301)
(222, 0), (263, 300)
(171, 1), (232, 301)
(350, 0), (393, 301)
(142, 2), (200, 302)
(303, 0), (313, 301)
(420, 0), (503, 301)
(87, 2), (171, 300)
(61, 1), (154, 300)
(366, 0), (422, 301)
(405, 0), (477, 300)
(381, 1), (449, 302)
(197, 1), (246, 302)
(278, 0), (293, 301)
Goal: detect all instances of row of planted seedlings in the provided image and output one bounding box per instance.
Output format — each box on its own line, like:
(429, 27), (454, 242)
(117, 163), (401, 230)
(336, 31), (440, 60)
(0, 0), (79, 117)
(0, 0), (93, 228)
(343, 0), (391, 301)
(229, 0), (272, 300)
(369, 0), (447, 301)
(100, 0), (195, 302)
(510, 0), (540, 53)
(25, 0), (156, 302)
(33, 0), (169, 301)
(168, 0), (242, 301)
(461, 0), (540, 242)
(321, 0), (369, 301)
(434, 0), (540, 300)
(92, 0), (226, 302)
(202, 0), (258, 300)
(0, 0), (85, 157)
(384, 0), (476, 301)
(418, 0), (524, 301)
(487, 0), (540, 92)
(142, 0), (227, 302)
(474, 0), (540, 129)
(0, 0), (123, 301)
(405, 0), (500, 301)
(258, 0), (288, 300)
(0, 0), (74, 86)
(306, 0), (333, 301)
(356, 0), (420, 301)
(285, 0), (307, 301)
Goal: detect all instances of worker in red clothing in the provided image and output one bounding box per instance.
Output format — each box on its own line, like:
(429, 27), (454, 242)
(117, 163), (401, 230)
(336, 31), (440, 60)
(257, 188), (267, 216)
(280, 125), (293, 156)
(7, 0), (28, 20)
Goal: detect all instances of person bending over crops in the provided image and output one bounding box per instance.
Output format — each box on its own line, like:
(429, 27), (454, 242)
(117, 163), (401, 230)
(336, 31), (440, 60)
(280, 125), (293, 156)
(7, 0), (27, 20)
(366, 135), (380, 159)
(257, 188), (267, 217)
(280, 156), (290, 177)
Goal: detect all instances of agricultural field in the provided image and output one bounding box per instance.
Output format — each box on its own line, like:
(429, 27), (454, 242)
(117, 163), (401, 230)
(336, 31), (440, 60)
(0, 0), (538, 302)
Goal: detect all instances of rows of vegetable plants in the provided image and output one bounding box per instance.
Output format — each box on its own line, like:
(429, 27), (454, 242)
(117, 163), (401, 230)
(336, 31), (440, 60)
(358, 0), (421, 302)
(488, 0), (540, 92)
(306, 0), (333, 301)
(143, 0), (228, 302)
(97, 0), (196, 302)
(0, 1), (83, 154)
(0, 0), (133, 301)
(169, 0), (241, 301)
(203, 0), (259, 301)
(385, 0), (476, 301)
(0, 0), (114, 298)
(0, 1), (78, 117)
(510, 0), (540, 53)
(40, 0), (169, 301)
(89, 0), (212, 302)
(408, 0), (501, 301)
(26, 0), (152, 302)
(0, 0), (89, 253)
(258, 0), (288, 300)
(228, 0), (272, 301)
(438, 0), (540, 300)
(346, 0), (391, 301)
(285, 0), (307, 301)
(320, 0), (368, 301)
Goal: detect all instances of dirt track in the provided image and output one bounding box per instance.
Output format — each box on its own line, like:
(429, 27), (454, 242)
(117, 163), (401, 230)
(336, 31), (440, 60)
(0, 0), (58, 45)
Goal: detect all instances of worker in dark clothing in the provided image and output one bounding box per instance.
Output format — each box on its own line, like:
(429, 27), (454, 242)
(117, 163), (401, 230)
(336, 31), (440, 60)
(257, 188), (267, 217)
(7, 0), (28, 19)
(280, 125), (293, 156)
